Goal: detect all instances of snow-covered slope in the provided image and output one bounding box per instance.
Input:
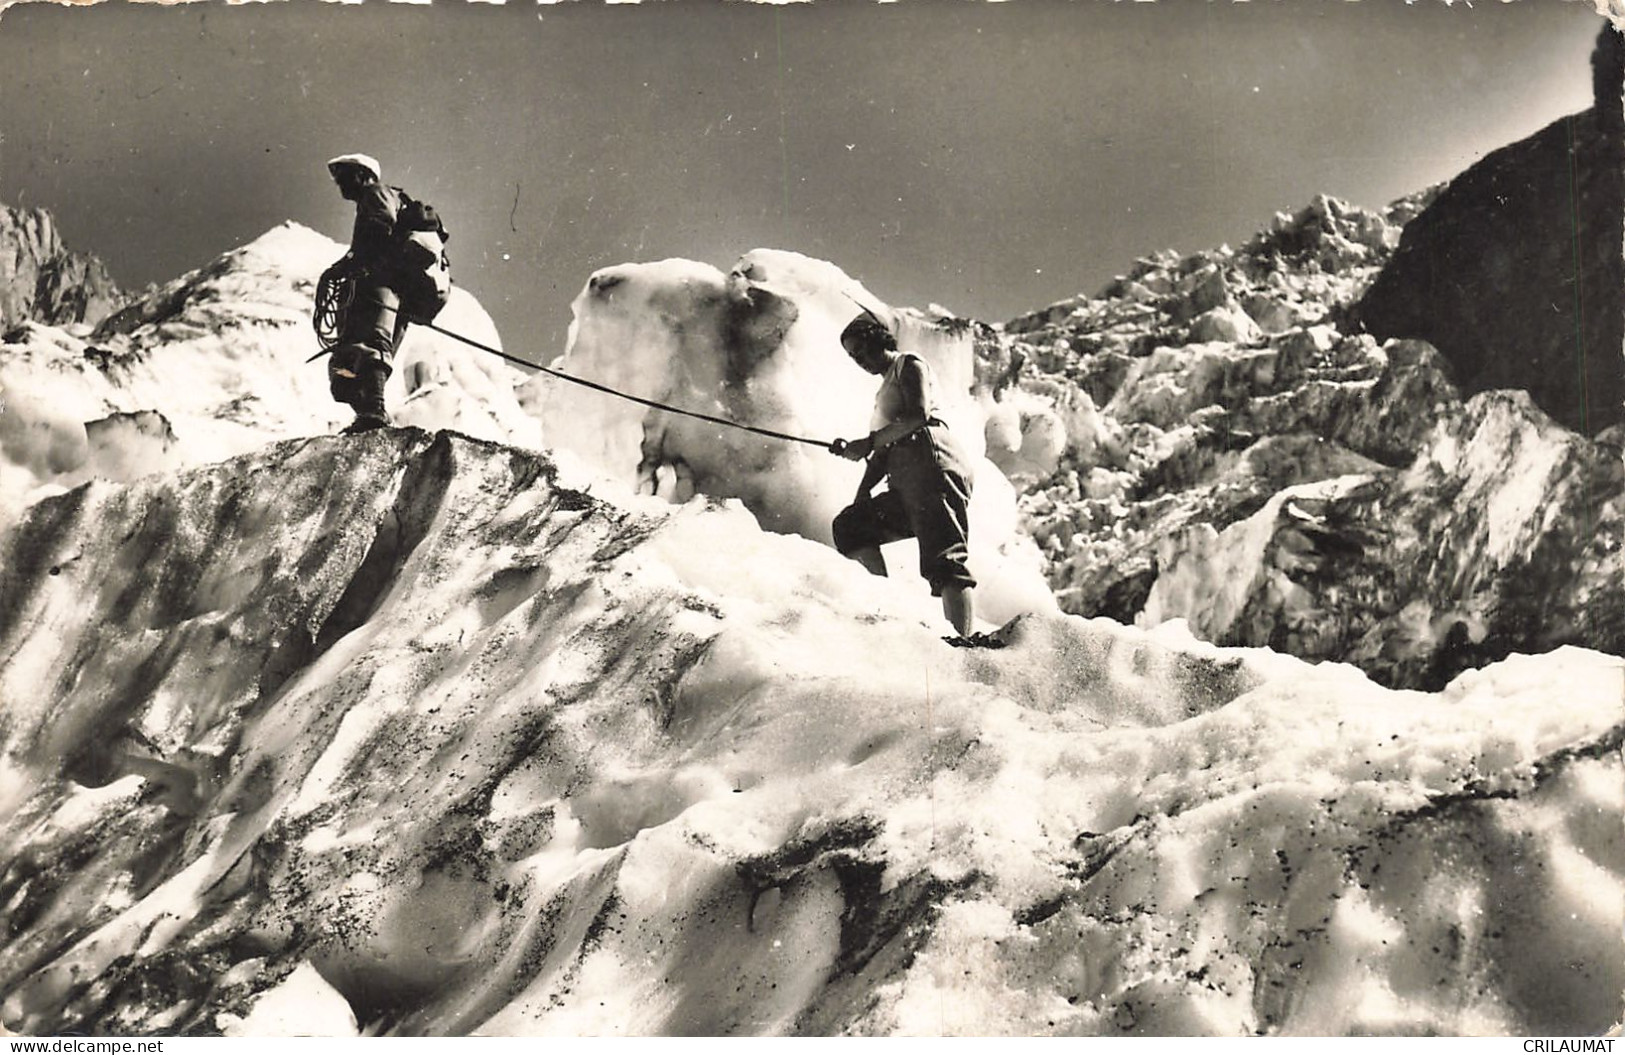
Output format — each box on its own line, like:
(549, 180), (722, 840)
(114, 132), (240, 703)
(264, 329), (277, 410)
(0, 222), (539, 526)
(1, 430), (1617, 1036)
(0, 202), (1619, 1038)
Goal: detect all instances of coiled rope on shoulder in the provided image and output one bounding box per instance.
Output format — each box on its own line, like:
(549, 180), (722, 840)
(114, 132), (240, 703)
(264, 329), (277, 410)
(312, 267), (354, 351)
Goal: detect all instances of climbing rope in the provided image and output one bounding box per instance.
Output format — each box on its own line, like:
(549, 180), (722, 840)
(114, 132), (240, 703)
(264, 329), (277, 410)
(417, 319), (840, 451)
(310, 275), (841, 451)
(311, 267), (354, 351)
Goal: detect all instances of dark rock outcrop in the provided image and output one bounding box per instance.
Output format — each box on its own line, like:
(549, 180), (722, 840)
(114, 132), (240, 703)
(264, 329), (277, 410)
(0, 205), (124, 329)
(1354, 25), (1625, 436)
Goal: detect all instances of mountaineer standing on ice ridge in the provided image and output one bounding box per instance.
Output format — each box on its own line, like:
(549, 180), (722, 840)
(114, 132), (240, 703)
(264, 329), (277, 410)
(318, 153), (450, 434)
(830, 314), (1001, 649)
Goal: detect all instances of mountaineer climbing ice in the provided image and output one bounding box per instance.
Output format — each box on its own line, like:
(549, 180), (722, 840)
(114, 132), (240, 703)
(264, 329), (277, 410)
(830, 313), (1001, 648)
(314, 153), (451, 434)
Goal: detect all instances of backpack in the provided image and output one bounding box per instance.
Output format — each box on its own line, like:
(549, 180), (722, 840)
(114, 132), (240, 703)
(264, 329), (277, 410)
(391, 187), (452, 324)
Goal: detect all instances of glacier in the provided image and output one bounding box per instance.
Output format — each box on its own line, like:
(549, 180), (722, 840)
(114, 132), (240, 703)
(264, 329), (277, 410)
(0, 211), (1619, 1037)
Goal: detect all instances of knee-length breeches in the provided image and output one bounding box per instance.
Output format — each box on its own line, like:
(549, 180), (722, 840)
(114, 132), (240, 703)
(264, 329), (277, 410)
(327, 281), (405, 412)
(833, 426), (975, 596)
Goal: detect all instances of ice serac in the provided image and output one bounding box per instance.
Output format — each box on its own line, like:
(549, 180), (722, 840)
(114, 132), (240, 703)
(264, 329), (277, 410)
(525, 247), (1056, 626)
(1142, 389), (1625, 689)
(997, 193), (1624, 688)
(1353, 25), (1625, 436)
(0, 204), (123, 330)
(0, 220), (540, 526)
(0, 429), (1619, 1036)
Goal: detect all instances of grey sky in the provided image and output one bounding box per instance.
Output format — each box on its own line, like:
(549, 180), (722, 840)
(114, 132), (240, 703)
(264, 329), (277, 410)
(0, 0), (1606, 361)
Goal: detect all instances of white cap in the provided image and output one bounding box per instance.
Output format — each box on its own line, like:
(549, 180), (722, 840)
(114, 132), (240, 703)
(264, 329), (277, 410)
(326, 153), (381, 181)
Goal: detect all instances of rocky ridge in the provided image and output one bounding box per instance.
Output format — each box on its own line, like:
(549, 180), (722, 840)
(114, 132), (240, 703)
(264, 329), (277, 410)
(0, 204), (123, 331)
